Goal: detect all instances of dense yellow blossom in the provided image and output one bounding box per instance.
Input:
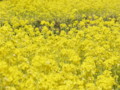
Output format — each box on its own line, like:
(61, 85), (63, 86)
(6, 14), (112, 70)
(0, 17), (120, 89)
(0, 0), (120, 90)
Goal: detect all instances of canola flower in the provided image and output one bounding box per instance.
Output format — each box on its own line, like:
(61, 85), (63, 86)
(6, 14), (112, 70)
(0, 0), (120, 90)
(0, 0), (120, 23)
(0, 18), (120, 90)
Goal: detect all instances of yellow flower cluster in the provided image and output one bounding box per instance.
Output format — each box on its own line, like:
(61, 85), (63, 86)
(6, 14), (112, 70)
(0, 0), (120, 23)
(0, 0), (120, 90)
(0, 17), (120, 90)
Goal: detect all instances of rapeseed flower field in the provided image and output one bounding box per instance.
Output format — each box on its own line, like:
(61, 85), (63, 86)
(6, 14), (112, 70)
(0, 0), (120, 90)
